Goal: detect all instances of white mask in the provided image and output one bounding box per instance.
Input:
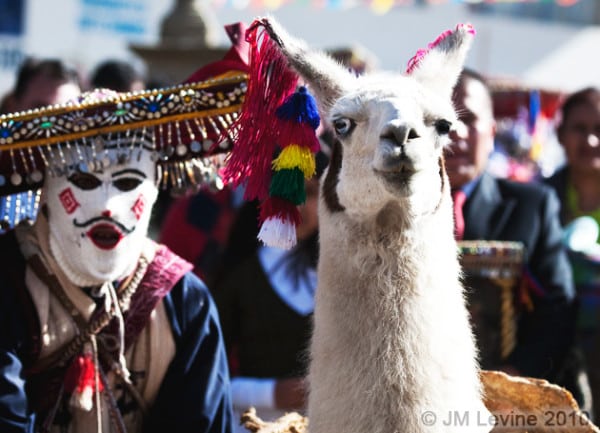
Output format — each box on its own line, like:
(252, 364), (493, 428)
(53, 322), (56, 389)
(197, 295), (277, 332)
(44, 140), (158, 287)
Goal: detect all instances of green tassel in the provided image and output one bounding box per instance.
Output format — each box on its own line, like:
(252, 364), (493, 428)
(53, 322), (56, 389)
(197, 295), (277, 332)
(269, 168), (305, 205)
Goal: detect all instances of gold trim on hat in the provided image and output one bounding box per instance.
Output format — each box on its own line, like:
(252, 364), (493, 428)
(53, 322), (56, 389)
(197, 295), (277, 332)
(0, 72), (247, 153)
(0, 71), (247, 195)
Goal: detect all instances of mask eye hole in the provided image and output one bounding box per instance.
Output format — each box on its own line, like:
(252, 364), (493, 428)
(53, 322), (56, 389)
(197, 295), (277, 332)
(68, 172), (101, 190)
(333, 117), (356, 137)
(113, 177), (142, 192)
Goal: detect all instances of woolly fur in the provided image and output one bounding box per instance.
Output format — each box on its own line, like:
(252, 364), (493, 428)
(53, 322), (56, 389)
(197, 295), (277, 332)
(262, 17), (491, 433)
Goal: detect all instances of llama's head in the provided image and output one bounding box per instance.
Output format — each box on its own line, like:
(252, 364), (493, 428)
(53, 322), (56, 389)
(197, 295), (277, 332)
(261, 18), (474, 220)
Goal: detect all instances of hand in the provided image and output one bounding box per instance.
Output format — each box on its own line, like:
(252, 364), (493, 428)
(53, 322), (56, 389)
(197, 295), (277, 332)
(274, 377), (306, 411)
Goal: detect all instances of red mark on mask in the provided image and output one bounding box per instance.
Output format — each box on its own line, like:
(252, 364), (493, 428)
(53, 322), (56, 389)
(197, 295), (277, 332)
(131, 195), (146, 220)
(59, 188), (80, 214)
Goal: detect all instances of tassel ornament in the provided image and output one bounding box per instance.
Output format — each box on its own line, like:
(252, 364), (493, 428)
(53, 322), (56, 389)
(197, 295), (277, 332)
(258, 196), (302, 249)
(64, 342), (104, 412)
(272, 144), (316, 178)
(269, 168), (306, 205)
(225, 21), (321, 249)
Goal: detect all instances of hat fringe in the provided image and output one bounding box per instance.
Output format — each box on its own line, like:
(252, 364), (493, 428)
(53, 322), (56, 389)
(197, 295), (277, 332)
(0, 73), (246, 196)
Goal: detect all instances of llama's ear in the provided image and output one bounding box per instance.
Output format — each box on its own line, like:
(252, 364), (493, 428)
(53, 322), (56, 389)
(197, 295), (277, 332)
(406, 24), (475, 99)
(260, 16), (354, 113)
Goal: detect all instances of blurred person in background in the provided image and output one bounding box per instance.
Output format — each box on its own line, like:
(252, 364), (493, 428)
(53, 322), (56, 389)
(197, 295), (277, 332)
(0, 58), (81, 232)
(544, 87), (600, 419)
(210, 151), (328, 432)
(545, 87), (600, 229)
(447, 68), (587, 410)
(7, 58), (81, 113)
(89, 59), (146, 93)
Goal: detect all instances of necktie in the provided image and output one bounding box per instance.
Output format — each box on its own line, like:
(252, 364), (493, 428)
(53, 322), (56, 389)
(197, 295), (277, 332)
(452, 190), (467, 240)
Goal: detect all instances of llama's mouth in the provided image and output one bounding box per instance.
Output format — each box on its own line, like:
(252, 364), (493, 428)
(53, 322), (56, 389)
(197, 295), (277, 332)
(374, 164), (416, 185)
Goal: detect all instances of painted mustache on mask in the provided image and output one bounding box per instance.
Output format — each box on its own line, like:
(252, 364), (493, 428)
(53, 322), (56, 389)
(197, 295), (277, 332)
(73, 216), (134, 234)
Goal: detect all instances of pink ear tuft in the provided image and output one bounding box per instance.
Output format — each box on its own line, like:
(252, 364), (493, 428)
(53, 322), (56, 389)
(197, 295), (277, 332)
(457, 23), (476, 36)
(405, 23), (475, 75)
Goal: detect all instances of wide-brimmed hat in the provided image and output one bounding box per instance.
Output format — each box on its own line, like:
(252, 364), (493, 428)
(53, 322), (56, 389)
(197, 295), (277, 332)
(0, 22), (249, 198)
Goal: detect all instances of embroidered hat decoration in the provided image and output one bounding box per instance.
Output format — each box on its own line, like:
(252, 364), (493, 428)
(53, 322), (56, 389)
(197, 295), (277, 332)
(0, 22), (250, 199)
(0, 73), (246, 195)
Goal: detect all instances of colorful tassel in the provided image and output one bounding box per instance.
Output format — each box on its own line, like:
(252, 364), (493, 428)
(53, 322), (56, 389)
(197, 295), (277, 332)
(272, 145), (316, 178)
(274, 120), (321, 153)
(274, 86), (321, 153)
(275, 86), (320, 130)
(223, 22), (299, 201)
(225, 20), (321, 248)
(270, 168), (306, 205)
(64, 344), (103, 412)
(258, 196), (302, 249)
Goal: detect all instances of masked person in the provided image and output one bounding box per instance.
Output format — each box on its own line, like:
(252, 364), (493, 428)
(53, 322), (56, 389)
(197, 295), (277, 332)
(0, 25), (249, 433)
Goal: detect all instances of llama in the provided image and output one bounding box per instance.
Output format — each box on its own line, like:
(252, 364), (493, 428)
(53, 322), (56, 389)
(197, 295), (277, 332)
(257, 18), (492, 433)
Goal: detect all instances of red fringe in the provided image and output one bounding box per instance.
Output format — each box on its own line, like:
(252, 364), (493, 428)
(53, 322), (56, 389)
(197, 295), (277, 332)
(64, 353), (104, 394)
(223, 22), (299, 201)
(275, 118), (321, 152)
(259, 196), (302, 225)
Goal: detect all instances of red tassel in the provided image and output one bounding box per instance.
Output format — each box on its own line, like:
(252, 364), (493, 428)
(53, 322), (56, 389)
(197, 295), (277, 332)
(258, 196), (302, 249)
(223, 23), (299, 201)
(259, 196), (302, 226)
(275, 119), (321, 153)
(64, 351), (103, 411)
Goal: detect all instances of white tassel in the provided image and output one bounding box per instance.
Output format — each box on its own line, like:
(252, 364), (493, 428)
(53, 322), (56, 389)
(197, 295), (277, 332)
(69, 385), (94, 412)
(258, 217), (297, 249)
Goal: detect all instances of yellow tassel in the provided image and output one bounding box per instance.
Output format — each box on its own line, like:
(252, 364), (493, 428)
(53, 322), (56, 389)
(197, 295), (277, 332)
(272, 144), (316, 179)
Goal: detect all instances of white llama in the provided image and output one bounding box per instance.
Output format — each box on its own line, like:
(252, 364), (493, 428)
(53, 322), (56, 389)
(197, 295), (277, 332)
(259, 18), (492, 433)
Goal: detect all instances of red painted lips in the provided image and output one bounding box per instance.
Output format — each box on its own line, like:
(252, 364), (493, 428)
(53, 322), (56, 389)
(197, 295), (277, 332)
(86, 223), (123, 250)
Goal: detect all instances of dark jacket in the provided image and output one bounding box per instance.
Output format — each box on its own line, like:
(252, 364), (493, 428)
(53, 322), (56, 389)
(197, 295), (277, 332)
(463, 172), (576, 384)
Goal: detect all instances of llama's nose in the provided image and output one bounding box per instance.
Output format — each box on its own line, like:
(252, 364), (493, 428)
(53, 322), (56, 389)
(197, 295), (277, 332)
(380, 123), (420, 155)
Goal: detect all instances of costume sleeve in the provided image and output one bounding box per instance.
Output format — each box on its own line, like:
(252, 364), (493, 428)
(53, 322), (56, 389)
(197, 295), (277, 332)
(507, 187), (577, 382)
(144, 273), (233, 433)
(0, 279), (34, 433)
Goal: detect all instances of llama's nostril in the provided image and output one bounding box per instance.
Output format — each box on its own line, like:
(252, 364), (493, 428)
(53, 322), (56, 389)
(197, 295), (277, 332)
(381, 124), (420, 146)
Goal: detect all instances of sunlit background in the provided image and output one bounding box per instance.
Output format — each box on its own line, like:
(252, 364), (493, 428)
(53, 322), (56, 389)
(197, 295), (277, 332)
(1, 0), (599, 175)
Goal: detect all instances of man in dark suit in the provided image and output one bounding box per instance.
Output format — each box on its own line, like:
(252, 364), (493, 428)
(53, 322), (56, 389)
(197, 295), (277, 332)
(446, 69), (586, 407)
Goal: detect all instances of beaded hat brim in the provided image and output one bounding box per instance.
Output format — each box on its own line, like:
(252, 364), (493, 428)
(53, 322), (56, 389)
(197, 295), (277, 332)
(0, 70), (247, 197)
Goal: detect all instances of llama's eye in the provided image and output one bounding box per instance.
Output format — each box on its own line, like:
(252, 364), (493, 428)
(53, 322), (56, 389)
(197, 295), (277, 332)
(333, 118), (355, 137)
(434, 119), (452, 135)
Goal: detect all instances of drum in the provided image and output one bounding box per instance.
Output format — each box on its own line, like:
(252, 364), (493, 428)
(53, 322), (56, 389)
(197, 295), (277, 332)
(458, 240), (525, 367)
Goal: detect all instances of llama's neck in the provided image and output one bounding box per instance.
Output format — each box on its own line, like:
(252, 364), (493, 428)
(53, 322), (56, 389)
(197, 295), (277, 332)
(308, 197), (488, 433)
(320, 199), (458, 294)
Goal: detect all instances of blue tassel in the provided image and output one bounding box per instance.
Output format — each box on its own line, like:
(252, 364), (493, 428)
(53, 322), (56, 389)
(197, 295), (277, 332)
(275, 86), (320, 130)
